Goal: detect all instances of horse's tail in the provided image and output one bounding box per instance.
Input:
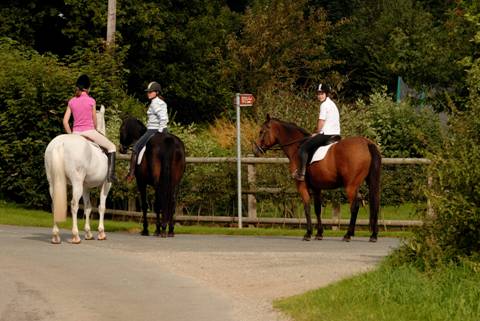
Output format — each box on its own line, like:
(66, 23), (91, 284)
(49, 143), (68, 222)
(160, 136), (176, 217)
(367, 143), (382, 234)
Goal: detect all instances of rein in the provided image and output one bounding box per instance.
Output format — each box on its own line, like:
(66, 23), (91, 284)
(253, 136), (308, 154)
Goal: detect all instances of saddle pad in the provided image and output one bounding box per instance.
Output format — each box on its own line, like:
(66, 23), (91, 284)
(137, 146), (146, 165)
(310, 142), (337, 164)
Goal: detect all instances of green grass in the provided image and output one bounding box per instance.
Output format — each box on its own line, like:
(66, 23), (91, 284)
(0, 201), (410, 237)
(256, 200), (421, 221)
(275, 263), (480, 321)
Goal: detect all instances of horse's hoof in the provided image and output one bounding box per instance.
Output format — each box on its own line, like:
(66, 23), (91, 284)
(315, 235), (323, 240)
(97, 232), (107, 241)
(85, 233), (94, 240)
(369, 237), (378, 243)
(68, 237), (81, 244)
(51, 236), (61, 244)
(342, 236), (351, 242)
(160, 232), (167, 238)
(141, 230), (149, 236)
(167, 232), (175, 237)
(303, 236), (311, 241)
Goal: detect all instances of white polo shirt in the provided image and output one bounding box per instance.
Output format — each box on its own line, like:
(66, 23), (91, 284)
(318, 97), (340, 135)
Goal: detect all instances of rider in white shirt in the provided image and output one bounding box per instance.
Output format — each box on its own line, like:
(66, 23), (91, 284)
(294, 83), (341, 181)
(126, 81), (169, 182)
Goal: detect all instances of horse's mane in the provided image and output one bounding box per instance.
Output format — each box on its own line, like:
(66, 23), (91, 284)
(270, 117), (310, 137)
(124, 116), (146, 130)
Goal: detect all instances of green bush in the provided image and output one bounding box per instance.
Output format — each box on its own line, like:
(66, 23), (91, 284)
(0, 38), (73, 207)
(392, 56), (480, 269)
(0, 38), (142, 208)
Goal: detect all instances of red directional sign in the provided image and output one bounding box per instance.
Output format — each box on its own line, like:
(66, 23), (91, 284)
(239, 94), (255, 107)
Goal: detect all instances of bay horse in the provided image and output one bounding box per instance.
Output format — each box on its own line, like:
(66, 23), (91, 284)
(44, 105), (111, 244)
(253, 114), (381, 242)
(119, 117), (186, 237)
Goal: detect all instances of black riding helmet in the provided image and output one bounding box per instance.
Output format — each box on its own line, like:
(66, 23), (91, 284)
(145, 81), (162, 93)
(317, 83), (331, 93)
(76, 74), (90, 90)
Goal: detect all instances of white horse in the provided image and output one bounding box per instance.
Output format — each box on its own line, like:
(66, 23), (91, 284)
(44, 105), (112, 244)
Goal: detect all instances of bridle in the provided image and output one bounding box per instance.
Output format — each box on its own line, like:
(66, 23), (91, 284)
(253, 136), (307, 154)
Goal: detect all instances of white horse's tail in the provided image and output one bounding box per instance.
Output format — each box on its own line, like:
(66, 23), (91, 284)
(50, 144), (67, 222)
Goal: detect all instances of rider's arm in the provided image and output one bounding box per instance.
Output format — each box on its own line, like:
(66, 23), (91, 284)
(63, 106), (72, 134)
(314, 119), (325, 135)
(92, 104), (98, 130)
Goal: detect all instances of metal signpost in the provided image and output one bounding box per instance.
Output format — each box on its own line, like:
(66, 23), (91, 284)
(235, 93), (255, 228)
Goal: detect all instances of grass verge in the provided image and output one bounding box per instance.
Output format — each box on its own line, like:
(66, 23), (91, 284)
(275, 262), (480, 321)
(0, 201), (410, 238)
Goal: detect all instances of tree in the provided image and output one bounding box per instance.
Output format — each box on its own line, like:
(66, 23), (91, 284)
(224, 0), (337, 94)
(329, 0), (475, 106)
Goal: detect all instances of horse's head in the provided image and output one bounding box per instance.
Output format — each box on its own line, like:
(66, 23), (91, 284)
(253, 114), (277, 156)
(119, 117), (146, 154)
(253, 114), (310, 157)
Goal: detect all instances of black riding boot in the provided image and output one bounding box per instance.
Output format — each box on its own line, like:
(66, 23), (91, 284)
(294, 149), (307, 181)
(126, 152), (137, 182)
(107, 152), (118, 183)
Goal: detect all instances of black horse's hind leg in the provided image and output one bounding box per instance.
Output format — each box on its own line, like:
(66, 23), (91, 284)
(344, 190), (361, 242)
(139, 184), (149, 236)
(153, 189), (163, 237)
(313, 193), (323, 240)
(167, 190), (177, 237)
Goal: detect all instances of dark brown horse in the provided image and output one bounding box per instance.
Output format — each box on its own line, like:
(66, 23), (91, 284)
(253, 115), (381, 242)
(119, 117), (186, 237)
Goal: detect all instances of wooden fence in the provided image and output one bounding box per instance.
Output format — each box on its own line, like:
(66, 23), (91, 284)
(109, 155), (430, 229)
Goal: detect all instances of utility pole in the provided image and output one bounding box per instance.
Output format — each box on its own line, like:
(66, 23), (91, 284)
(106, 0), (116, 50)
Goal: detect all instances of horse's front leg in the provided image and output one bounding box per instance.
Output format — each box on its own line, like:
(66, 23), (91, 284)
(344, 187), (361, 242)
(139, 183), (149, 236)
(297, 183), (312, 241)
(52, 223), (61, 244)
(154, 188), (164, 237)
(313, 192), (323, 240)
(82, 190), (94, 240)
(97, 181), (111, 241)
(69, 182), (82, 244)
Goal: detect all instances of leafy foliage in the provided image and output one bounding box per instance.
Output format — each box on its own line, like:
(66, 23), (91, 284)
(224, 0), (338, 95)
(0, 39), (72, 206)
(392, 14), (480, 268)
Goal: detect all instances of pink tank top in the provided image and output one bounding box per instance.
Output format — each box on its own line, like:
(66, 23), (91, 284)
(68, 92), (95, 132)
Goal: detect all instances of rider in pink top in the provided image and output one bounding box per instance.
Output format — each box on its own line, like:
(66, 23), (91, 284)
(63, 75), (117, 182)
(69, 93), (96, 132)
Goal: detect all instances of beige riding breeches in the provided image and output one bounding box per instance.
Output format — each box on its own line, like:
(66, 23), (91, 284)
(73, 130), (116, 153)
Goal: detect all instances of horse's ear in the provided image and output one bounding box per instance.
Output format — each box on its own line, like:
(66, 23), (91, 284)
(266, 114), (271, 121)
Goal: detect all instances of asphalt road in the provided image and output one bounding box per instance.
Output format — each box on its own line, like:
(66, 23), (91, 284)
(0, 225), (399, 321)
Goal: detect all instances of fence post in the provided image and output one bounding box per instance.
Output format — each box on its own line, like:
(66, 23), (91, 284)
(427, 175), (435, 218)
(331, 201), (340, 230)
(128, 196), (136, 212)
(247, 162), (257, 221)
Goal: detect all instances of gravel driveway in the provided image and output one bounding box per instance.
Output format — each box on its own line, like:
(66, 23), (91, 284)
(0, 225), (399, 321)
